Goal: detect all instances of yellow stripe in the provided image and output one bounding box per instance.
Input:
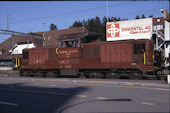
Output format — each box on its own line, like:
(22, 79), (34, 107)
(16, 58), (17, 66)
(126, 83), (133, 85)
(77, 95), (87, 97)
(141, 102), (154, 106)
(18, 58), (19, 66)
(96, 97), (107, 100)
(56, 48), (58, 54)
(144, 52), (146, 64)
(73, 80), (77, 83)
(34, 80), (170, 91)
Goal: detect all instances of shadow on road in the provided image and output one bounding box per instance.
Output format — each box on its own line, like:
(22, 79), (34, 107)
(0, 83), (89, 113)
(59, 98), (132, 113)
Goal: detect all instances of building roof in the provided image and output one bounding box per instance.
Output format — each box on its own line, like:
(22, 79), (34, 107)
(36, 27), (88, 47)
(58, 32), (97, 41)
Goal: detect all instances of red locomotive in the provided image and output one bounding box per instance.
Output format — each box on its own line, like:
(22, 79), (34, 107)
(19, 32), (159, 79)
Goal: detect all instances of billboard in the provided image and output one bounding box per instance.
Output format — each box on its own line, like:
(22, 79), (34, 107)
(106, 18), (153, 41)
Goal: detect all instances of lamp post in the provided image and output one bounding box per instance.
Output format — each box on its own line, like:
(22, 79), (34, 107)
(42, 22), (45, 31)
(42, 22), (46, 47)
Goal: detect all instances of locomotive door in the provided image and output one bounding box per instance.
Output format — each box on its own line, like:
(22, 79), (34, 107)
(101, 44), (111, 63)
(101, 43), (132, 63)
(120, 43), (132, 62)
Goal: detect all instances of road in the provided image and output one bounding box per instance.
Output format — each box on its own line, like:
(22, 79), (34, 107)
(0, 76), (169, 113)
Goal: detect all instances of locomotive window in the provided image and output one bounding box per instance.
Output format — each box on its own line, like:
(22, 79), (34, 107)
(60, 41), (64, 48)
(23, 51), (29, 59)
(134, 43), (145, 54)
(75, 40), (79, 47)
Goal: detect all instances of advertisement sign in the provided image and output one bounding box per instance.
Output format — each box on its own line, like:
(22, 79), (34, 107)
(106, 18), (153, 41)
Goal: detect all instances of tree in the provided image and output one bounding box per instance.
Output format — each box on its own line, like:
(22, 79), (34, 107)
(141, 14), (145, 18)
(50, 23), (57, 30)
(135, 15), (140, 19)
(102, 16), (107, 24)
(117, 17), (121, 21)
(94, 17), (101, 33)
(149, 14), (153, 18)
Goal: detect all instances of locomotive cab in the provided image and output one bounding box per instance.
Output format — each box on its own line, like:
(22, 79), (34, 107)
(58, 32), (100, 48)
(57, 32), (100, 76)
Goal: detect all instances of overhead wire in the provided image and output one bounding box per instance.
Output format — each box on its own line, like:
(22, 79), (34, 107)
(0, 1), (133, 26)
(10, 6), (167, 33)
(0, 1), (168, 33)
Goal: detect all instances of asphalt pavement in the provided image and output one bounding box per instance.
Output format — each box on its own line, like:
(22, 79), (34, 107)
(0, 76), (169, 113)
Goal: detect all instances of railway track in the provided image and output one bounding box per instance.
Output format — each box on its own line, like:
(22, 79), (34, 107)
(0, 71), (19, 77)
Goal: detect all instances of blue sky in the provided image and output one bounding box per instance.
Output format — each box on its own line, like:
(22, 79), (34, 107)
(0, 1), (169, 43)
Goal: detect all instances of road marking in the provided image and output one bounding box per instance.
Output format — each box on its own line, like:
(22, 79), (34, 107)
(0, 87), (69, 96)
(140, 84), (145, 86)
(126, 83), (133, 85)
(141, 102), (154, 106)
(34, 80), (170, 91)
(77, 95), (87, 97)
(73, 80), (77, 83)
(96, 97), (108, 100)
(0, 101), (18, 106)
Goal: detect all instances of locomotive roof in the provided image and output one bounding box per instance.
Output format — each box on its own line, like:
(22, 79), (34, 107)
(58, 32), (98, 41)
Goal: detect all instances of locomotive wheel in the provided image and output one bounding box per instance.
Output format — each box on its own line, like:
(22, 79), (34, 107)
(129, 74), (135, 79)
(22, 71), (28, 77)
(46, 72), (55, 78)
(79, 73), (86, 79)
(113, 74), (119, 79)
(134, 72), (142, 79)
(89, 72), (103, 79)
(36, 72), (44, 77)
(106, 73), (114, 79)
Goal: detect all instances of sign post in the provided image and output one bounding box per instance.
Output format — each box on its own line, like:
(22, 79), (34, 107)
(167, 75), (170, 84)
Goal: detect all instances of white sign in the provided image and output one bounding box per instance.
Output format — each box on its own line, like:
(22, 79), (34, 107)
(107, 18), (153, 41)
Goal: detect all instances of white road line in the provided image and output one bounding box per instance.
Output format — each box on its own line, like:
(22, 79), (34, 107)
(0, 101), (18, 106)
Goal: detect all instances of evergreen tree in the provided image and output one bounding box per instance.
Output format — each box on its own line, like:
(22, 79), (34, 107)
(113, 17), (117, 22)
(117, 17), (121, 21)
(135, 15), (140, 19)
(50, 23), (57, 30)
(72, 21), (83, 27)
(102, 16), (107, 24)
(149, 14), (153, 18)
(69, 16), (131, 42)
(141, 14), (145, 18)
(94, 17), (101, 33)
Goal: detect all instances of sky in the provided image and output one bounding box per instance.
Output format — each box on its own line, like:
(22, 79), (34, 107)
(0, 1), (169, 43)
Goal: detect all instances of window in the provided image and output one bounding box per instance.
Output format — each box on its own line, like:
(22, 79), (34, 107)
(157, 25), (161, 30)
(60, 41), (64, 48)
(153, 25), (163, 31)
(134, 43), (145, 54)
(153, 26), (156, 31)
(75, 40), (79, 47)
(23, 51), (29, 59)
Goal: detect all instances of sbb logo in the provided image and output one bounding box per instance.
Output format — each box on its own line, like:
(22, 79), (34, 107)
(107, 23), (120, 37)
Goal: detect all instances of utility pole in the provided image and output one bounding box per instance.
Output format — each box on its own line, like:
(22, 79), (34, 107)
(106, 0), (109, 22)
(42, 22), (46, 47)
(6, 15), (9, 30)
